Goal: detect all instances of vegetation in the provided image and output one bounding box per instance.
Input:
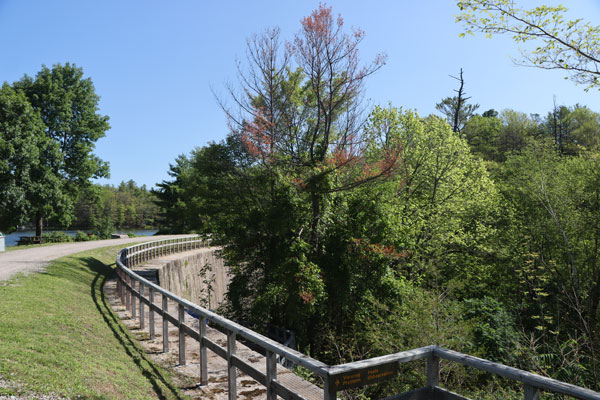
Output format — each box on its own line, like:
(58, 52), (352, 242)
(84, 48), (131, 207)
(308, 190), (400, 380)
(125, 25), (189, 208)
(0, 245), (184, 399)
(0, 63), (110, 236)
(73, 180), (161, 233)
(3, 2), (599, 399)
(457, 0), (600, 90)
(152, 3), (600, 398)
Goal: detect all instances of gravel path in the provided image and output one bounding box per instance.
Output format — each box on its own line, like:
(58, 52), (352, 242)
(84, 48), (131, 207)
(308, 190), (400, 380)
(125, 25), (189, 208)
(0, 235), (183, 281)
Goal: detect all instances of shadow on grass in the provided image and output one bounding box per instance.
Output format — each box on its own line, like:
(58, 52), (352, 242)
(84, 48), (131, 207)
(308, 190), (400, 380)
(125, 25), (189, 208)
(82, 256), (184, 400)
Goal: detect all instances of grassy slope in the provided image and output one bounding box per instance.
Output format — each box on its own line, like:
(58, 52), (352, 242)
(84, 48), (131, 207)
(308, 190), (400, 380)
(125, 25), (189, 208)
(5, 242), (64, 251)
(0, 245), (186, 399)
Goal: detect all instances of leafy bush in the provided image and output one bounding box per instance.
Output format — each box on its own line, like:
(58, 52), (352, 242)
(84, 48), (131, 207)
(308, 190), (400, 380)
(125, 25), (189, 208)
(74, 231), (90, 242)
(462, 297), (521, 365)
(43, 231), (73, 243)
(93, 217), (114, 239)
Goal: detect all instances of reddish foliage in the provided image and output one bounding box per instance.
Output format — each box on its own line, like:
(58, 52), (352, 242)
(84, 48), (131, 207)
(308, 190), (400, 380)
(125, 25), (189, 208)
(351, 238), (409, 259)
(240, 107), (275, 161)
(234, 3), (399, 196)
(299, 291), (315, 304)
(291, 177), (307, 190)
(301, 4), (336, 37)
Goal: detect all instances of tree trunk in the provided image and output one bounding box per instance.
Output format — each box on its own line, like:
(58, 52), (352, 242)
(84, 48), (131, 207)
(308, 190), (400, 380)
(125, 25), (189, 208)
(35, 212), (43, 238)
(310, 191), (321, 253)
(452, 69), (464, 134)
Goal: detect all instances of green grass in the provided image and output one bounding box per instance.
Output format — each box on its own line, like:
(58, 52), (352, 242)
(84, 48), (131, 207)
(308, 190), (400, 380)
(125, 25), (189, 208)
(0, 245), (186, 399)
(4, 242), (64, 251)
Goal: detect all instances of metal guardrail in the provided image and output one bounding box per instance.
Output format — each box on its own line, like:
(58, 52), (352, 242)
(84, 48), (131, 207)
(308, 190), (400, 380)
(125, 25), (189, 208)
(115, 236), (600, 400)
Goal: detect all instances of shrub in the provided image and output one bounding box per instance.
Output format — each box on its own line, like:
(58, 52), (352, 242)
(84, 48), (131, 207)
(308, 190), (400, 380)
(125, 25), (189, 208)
(74, 231), (90, 242)
(43, 231), (73, 243)
(93, 217), (114, 239)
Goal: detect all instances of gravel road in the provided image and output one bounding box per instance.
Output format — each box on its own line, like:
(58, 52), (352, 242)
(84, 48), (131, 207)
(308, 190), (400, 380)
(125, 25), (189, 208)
(0, 235), (183, 281)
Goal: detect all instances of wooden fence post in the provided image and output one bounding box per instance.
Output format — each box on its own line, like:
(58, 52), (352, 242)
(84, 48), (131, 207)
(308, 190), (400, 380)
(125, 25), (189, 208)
(227, 330), (237, 400)
(149, 287), (155, 340)
(199, 316), (208, 385)
(162, 294), (169, 353)
(125, 275), (131, 312)
(118, 270), (124, 305)
(139, 283), (145, 330)
(178, 304), (186, 365)
(524, 385), (540, 400)
(116, 272), (121, 301)
(131, 279), (137, 320)
(324, 377), (337, 400)
(266, 350), (277, 400)
(427, 355), (439, 388)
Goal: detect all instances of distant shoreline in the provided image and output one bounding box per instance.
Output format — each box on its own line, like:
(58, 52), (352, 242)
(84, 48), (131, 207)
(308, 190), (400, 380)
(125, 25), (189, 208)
(3, 229), (158, 247)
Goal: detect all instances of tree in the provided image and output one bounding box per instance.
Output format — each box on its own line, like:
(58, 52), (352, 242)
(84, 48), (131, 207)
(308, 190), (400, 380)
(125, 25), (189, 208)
(545, 102), (600, 154)
(71, 181), (160, 231)
(372, 108), (498, 296)
(222, 5), (399, 252)
(153, 152), (214, 234)
(496, 109), (539, 156)
(566, 106), (600, 152)
(462, 113), (502, 161)
(456, 0), (600, 90)
(0, 84), (68, 232)
(435, 69), (479, 134)
(497, 141), (600, 385)
(482, 108), (499, 118)
(180, 5), (407, 354)
(13, 63), (110, 236)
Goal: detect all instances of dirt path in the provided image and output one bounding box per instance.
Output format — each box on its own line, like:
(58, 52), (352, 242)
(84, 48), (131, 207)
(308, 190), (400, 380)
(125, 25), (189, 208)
(0, 235), (183, 281)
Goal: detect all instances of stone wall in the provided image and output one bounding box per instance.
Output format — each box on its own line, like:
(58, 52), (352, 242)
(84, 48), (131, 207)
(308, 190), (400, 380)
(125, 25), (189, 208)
(154, 247), (230, 310)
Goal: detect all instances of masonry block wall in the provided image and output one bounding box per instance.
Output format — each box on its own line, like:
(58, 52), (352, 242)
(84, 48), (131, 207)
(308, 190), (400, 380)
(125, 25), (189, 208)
(156, 247), (230, 310)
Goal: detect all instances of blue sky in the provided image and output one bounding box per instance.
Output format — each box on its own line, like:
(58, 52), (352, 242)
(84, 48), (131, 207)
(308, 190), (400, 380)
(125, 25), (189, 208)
(1, 0), (600, 188)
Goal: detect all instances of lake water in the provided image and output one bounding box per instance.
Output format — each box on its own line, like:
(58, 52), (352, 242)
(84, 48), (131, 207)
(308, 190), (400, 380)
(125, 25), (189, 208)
(2, 229), (159, 247)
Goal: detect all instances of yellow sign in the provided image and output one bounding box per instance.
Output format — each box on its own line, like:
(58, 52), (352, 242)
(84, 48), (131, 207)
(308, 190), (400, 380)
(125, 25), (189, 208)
(332, 362), (398, 391)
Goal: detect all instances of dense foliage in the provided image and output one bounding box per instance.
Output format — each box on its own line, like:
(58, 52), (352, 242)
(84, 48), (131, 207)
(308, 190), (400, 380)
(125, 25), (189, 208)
(0, 63), (110, 235)
(153, 4), (600, 398)
(72, 180), (161, 235)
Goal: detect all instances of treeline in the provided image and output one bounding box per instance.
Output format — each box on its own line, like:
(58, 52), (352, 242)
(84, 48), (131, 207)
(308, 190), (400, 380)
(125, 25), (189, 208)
(72, 181), (160, 234)
(153, 6), (600, 398)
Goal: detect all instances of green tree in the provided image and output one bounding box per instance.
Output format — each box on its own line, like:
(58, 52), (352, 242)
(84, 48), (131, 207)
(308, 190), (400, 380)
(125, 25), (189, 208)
(545, 103), (600, 154)
(496, 109), (539, 156)
(496, 140), (600, 386)
(14, 63), (110, 236)
(457, 0), (600, 90)
(156, 6), (405, 354)
(367, 108), (499, 297)
(462, 113), (502, 160)
(315, 107), (501, 396)
(567, 106), (600, 152)
(152, 154), (200, 233)
(72, 181), (160, 231)
(0, 84), (69, 233)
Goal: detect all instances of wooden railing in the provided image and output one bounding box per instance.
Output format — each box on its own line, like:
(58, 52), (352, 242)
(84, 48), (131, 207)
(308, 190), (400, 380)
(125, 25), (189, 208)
(116, 236), (330, 400)
(115, 236), (600, 400)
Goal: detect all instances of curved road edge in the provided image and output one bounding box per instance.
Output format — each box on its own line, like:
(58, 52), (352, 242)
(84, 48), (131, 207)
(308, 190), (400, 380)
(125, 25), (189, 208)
(0, 235), (186, 281)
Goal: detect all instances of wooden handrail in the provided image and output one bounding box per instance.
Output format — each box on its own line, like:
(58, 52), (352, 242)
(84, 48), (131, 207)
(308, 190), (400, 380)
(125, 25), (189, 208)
(434, 347), (600, 400)
(115, 236), (600, 400)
